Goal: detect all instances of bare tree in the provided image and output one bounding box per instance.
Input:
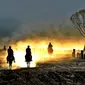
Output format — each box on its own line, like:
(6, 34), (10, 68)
(70, 9), (85, 38)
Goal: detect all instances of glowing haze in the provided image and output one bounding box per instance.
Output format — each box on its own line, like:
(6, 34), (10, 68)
(1, 37), (84, 69)
(0, 21), (85, 69)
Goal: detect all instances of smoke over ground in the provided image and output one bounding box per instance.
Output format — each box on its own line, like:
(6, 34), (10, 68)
(0, 18), (85, 69)
(0, 18), (83, 46)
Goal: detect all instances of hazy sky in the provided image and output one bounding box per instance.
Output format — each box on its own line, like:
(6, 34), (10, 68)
(0, 0), (84, 39)
(0, 0), (85, 22)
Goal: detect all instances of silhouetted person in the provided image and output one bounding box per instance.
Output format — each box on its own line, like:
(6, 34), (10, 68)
(25, 45), (32, 67)
(7, 46), (15, 69)
(77, 50), (80, 59)
(81, 50), (84, 59)
(3, 45), (6, 51)
(72, 49), (76, 58)
(48, 42), (53, 55)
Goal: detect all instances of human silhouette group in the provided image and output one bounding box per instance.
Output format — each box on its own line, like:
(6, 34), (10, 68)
(6, 45), (33, 69)
(6, 42), (53, 69)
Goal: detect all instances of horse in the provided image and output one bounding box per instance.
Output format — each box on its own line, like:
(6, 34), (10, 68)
(48, 47), (53, 55)
(25, 54), (32, 67)
(7, 55), (15, 69)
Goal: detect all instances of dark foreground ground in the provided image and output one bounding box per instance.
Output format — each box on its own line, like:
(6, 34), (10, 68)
(0, 59), (85, 85)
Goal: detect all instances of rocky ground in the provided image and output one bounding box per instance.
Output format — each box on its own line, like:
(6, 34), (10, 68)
(0, 59), (85, 85)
